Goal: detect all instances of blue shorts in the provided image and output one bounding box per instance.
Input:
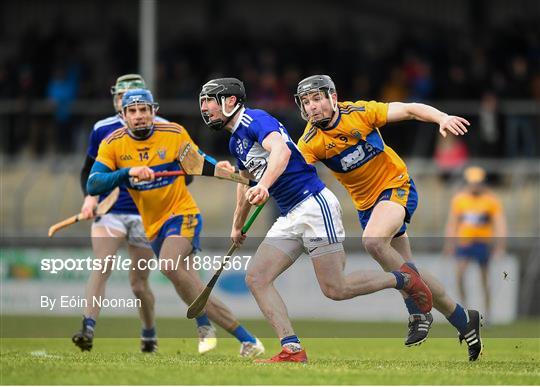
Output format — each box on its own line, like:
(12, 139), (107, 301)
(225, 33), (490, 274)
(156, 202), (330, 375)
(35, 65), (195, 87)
(357, 179), (418, 237)
(455, 242), (491, 266)
(150, 214), (203, 257)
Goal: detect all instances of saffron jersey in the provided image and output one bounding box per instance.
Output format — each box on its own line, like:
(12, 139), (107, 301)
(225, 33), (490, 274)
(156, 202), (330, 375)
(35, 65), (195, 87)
(87, 114), (167, 214)
(450, 191), (503, 242)
(95, 121), (199, 239)
(298, 100), (409, 211)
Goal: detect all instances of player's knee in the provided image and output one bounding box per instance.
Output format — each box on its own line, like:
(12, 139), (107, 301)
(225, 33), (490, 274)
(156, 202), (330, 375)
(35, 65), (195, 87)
(160, 267), (179, 281)
(245, 270), (270, 292)
(130, 278), (148, 298)
(321, 283), (347, 301)
(362, 236), (386, 258)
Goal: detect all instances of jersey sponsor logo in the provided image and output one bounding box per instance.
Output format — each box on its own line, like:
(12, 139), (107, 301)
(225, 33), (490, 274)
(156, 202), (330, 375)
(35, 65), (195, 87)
(244, 157), (268, 180)
(120, 154), (133, 161)
(461, 213), (490, 225)
(340, 141), (377, 171)
(137, 147), (150, 152)
(128, 176), (176, 191)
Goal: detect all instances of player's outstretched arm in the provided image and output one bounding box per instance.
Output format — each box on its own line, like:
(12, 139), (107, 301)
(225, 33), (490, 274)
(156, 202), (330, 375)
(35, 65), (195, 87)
(86, 161), (131, 196)
(387, 102), (470, 138)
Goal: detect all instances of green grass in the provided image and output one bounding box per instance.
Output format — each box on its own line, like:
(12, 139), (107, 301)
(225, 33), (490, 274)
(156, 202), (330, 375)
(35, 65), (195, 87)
(1, 316), (539, 385)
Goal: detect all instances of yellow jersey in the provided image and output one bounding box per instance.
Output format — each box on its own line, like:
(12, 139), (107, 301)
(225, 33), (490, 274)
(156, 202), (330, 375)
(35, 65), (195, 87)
(298, 100), (409, 210)
(450, 190), (503, 242)
(96, 121), (200, 239)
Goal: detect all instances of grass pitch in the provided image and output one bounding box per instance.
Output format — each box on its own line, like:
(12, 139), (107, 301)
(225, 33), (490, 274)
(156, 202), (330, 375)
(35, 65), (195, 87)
(1, 316), (539, 385)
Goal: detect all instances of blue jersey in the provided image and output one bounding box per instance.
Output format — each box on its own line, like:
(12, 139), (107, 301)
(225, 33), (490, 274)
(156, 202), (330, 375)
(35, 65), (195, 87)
(229, 107), (325, 215)
(87, 114), (168, 214)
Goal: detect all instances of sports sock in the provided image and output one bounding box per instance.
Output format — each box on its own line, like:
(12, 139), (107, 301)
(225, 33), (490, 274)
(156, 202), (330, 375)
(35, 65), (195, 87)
(447, 304), (468, 335)
(141, 326), (156, 339)
(83, 316), (96, 331)
(392, 271), (405, 290)
(404, 297), (422, 314)
(281, 335), (302, 352)
(195, 314), (211, 327)
(231, 325), (256, 343)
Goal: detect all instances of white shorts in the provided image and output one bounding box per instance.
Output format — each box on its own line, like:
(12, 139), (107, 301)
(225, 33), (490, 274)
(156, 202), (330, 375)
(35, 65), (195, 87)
(264, 187), (345, 258)
(92, 213), (150, 249)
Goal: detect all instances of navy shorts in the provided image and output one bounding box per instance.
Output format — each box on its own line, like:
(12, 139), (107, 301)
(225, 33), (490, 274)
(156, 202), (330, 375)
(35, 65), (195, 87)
(455, 242), (491, 266)
(150, 214), (203, 257)
(357, 179), (418, 237)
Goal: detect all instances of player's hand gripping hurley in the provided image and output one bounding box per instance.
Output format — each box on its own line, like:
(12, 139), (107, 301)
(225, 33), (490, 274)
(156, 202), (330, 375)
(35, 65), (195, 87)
(186, 204), (265, 319)
(134, 141), (255, 184)
(48, 188), (120, 237)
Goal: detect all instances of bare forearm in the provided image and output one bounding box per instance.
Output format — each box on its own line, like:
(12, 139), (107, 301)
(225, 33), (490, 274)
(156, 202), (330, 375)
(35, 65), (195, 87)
(259, 145), (290, 189)
(405, 103), (448, 124)
(233, 184), (252, 230)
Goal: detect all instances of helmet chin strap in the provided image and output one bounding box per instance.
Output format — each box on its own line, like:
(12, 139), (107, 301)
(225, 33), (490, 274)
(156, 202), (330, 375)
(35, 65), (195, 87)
(209, 99), (242, 131)
(128, 124), (154, 139)
(312, 108), (338, 130)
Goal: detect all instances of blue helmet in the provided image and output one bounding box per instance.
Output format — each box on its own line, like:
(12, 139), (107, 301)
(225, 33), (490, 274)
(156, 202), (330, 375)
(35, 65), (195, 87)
(122, 88), (158, 110)
(121, 89), (159, 139)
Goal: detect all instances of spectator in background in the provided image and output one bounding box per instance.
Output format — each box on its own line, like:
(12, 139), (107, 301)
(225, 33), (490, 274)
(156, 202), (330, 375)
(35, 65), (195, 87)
(443, 65), (469, 99)
(380, 67), (409, 102)
(46, 64), (80, 154)
(478, 91), (501, 157)
(434, 134), (469, 182)
(503, 56), (536, 158)
(252, 70), (288, 110)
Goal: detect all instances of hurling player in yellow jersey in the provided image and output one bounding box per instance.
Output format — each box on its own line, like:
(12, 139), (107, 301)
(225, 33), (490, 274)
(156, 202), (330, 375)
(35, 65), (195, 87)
(295, 75), (482, 361)
(444, 166), (506, 322)
(87, 89), (264, 357)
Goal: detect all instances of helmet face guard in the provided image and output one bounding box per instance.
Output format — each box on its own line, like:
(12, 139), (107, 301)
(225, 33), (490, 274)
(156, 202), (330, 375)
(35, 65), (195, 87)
(199, 78), (246, 131)
(121, 89), (159, 139)
(294, 75), (338, 128)
(111, 74), (147, 112)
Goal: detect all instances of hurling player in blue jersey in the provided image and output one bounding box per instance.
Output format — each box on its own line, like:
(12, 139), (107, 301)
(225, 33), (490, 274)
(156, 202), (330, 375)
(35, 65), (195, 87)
(75, 75), (247, 355)
(199, 78), (433, 363)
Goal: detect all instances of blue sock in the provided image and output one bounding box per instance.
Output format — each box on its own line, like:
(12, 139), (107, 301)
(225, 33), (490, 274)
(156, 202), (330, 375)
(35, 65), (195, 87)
(83, 316), (96, 330)
(141, 326), (156, 339)
(392, 271), (405, 290)
(404, 297), (422, 314)
(447, 304), (468, 335)
(195, 314), (211, 327)
(280, 335), (300, 346)
(231, 325), (256, 343)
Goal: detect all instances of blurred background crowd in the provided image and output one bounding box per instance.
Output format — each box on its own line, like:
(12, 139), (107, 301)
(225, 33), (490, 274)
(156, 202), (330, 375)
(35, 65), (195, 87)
(1, 0), (539, 162)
